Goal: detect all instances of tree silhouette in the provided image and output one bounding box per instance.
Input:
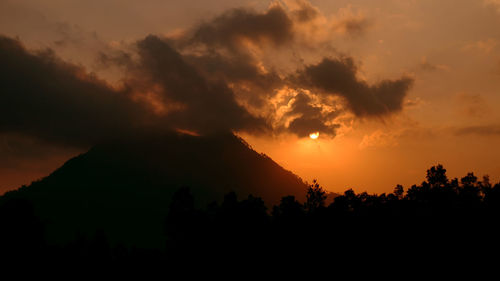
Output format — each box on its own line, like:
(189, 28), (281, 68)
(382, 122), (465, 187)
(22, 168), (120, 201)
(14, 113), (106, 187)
(1, 163), (500, 268)
(426, 164), (448, 188)
(304, 179), (327, 212)
(394, 184), (404, 199)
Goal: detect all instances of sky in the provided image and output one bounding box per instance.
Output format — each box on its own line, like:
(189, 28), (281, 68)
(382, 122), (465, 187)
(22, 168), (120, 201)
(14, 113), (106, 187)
(1, 0), (500, 195)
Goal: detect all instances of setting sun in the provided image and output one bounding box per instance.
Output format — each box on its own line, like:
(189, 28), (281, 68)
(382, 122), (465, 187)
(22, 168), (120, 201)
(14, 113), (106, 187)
(309, 132), (320, 140)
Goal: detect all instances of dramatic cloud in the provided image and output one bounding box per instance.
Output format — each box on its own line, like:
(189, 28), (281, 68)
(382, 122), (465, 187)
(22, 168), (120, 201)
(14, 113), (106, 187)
(180, 47), (283, 108)
(161, 3), (410, 136)
(187, 5), (294, 51)
(126, 35), (268, 134)
(283, 91), (340, 137)
(0, 35), (266, 147)
(0, 35), (153, 146)
(294, 57), (413, 117)
(0, 1), (413, 145)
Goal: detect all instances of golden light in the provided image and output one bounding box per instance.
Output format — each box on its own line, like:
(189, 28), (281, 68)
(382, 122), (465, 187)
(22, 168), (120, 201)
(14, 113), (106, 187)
(309, 132), (320, 140)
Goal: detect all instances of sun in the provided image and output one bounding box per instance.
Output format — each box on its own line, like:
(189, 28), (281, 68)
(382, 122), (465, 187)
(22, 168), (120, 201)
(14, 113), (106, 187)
(309, 132), (319, 140)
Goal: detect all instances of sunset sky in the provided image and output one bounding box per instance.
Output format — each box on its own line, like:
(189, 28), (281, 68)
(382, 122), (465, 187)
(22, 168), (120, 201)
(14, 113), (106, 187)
(1, 0), (500, 195)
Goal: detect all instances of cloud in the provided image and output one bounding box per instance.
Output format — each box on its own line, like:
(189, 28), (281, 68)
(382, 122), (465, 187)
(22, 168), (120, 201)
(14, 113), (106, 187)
(283, 91), (341, 137)
(404, 97), (425, 109)
(0, 35), (154, 147)
(294, 57), (413, 117)
(0, 1), (413, 142)
(337, 17), (370, 36)
(454, 125), (500, 136)
(157, 2), (390, 137)
(288, 0), (320, 22)
(359, 120), (439, 150)
(359, 130), (399, 150)
(0, 35), (267, 147)
(165, 2), (398, 136)
(166, 4), (295, 108)
(186, 5), (294, 51)
(181, 49), (283, 108)
(332, 7), (371, 38)
(127, 35), (268, 134)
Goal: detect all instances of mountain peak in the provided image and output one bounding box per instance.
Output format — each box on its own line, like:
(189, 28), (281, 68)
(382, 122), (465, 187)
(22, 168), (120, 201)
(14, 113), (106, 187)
(4, 132), (307, 248)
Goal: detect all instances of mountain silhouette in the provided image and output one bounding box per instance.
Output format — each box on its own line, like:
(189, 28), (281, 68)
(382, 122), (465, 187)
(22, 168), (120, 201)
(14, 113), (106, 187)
(1, 132), (307, 248)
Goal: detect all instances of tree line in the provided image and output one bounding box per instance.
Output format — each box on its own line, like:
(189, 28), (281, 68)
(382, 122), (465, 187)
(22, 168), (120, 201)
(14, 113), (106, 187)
(1, 164), (500, 268)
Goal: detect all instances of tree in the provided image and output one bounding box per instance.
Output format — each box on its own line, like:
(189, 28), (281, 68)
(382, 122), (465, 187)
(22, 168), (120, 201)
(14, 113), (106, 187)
(426, 164), (448, 188)
(273, 195), (304, 220)
(394, 184), (404, 199)
(304, 179), (327, 212)
(165, 186), (199, 245)
(461, 172), (477, 186)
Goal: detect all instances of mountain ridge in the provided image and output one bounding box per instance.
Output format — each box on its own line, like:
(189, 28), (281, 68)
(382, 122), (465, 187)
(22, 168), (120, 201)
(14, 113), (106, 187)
(1, 132), (309, 248)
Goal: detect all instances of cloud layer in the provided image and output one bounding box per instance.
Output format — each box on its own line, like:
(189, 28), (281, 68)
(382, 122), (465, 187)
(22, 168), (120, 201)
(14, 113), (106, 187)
(0, 36), (151, 146)
(294, 57), (413, 117)
(0, 1), (414, 148)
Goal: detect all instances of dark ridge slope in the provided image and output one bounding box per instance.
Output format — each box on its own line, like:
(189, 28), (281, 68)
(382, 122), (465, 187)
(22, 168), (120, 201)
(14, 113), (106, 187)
(2, 132), (307, 248)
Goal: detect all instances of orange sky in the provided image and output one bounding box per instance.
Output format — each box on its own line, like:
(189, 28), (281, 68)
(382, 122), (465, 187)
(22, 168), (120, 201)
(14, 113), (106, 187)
(1, 0), (500, 195)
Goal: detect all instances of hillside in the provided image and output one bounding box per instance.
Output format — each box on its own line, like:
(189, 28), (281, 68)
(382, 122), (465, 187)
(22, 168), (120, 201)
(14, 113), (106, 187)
(1, 132), (308, 248)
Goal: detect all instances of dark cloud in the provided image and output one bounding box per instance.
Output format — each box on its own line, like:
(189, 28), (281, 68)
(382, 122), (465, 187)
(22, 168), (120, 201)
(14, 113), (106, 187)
(188, 5), (294, 51)
(287, 91), (323, 117)
(285, 91), (340, 137)
(0, 2), (414, 143)
(129, 35), (268, 134)
(454, 125), (500, 136)
(183, 52), (283, 107)
(0, 35), (156, 147)
(185, 52), (281, 91)
(294, 57), (413, 117)
(288, 117), (338, 137)
(165, 3), (397, 136)
(173, 4), (293, 109)
(0, 35), (267, 147)
(161, 5), (295, 108)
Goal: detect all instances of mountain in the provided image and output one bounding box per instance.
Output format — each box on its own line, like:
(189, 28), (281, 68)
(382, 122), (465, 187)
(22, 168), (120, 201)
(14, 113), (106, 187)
(1, 132), (308, 248)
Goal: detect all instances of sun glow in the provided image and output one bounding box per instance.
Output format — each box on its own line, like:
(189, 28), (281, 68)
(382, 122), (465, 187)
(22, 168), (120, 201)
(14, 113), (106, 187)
(309, 132), (320, 140)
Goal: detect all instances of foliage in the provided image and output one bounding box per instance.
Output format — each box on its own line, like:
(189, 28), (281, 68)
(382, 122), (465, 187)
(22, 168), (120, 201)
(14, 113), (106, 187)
(2, 164), (500, 268)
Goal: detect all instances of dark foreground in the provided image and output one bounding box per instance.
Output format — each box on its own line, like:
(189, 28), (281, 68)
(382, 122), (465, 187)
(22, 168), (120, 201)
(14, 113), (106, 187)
(1, 164), (500, 271)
